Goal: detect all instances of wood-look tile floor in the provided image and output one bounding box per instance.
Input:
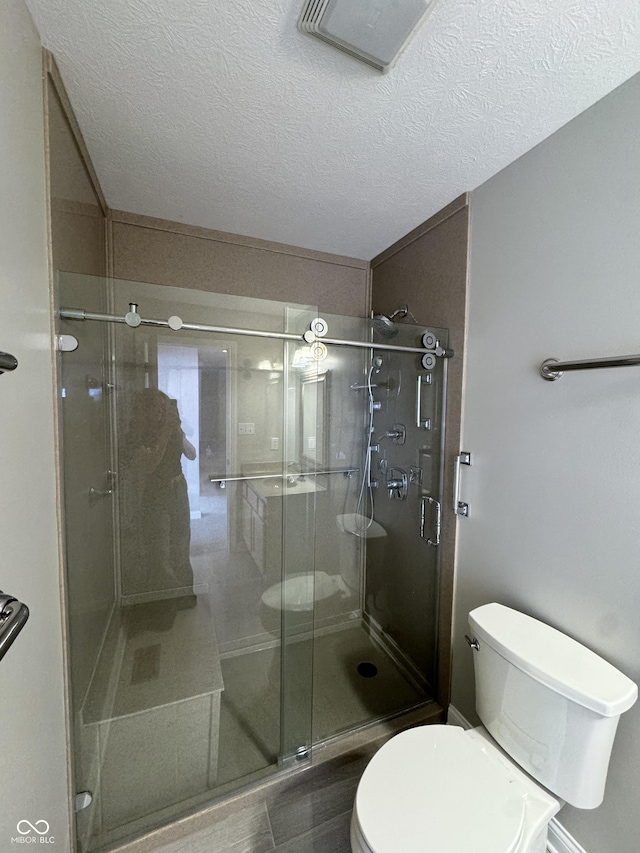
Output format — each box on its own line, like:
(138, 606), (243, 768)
(150, 749), (371, 853)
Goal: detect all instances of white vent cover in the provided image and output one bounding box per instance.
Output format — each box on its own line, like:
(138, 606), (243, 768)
(298, 0), (436, 73)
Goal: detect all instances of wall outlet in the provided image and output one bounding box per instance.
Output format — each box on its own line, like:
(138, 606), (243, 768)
(270, 437), (279, 450)
(238, 423), (255, 435)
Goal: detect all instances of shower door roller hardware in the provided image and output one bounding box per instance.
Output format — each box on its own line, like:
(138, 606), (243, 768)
(56, 334), (79, 353)
(0, 591), (29, 662)
(415, 374), (432, 430)
(465, 635), (480, 651)
(420, 496), (441, 546)
(124, 303), (142, 328)
(386, 467), (408, 500)
(453, 452), (472, 517)
(421, 353), (437, 370)
(309, 317), (328, 337)
(0, 351), (18, 374)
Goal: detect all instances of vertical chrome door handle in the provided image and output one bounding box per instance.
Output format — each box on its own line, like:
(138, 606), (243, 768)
(415, 374), (432, 430)
(453, 452), (471, 516)
(420, 496), (441, 546)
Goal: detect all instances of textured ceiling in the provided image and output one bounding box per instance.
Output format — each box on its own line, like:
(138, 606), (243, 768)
(27, 0), (640, 259)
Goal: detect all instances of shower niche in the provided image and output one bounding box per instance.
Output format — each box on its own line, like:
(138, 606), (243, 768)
(57, 272), (448, 852)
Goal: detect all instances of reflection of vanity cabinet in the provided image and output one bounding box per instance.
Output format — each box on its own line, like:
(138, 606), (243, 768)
(240, 477), (325, 580)
(241, 482), (272, 575)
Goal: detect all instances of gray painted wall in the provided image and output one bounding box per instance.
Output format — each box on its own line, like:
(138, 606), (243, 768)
(0, 1), (70, 848)
(454, 72), (640, 852)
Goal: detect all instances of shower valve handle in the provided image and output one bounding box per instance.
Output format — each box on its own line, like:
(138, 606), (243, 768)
(386, 468), (408, 500)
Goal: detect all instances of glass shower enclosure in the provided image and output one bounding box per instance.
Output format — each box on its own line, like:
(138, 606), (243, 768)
(56, 272), (448, 852)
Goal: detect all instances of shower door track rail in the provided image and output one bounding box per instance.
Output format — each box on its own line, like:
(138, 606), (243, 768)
(58, 307), (452, 357)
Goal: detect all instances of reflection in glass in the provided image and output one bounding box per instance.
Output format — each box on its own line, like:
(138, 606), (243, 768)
(58, 274), (446, 852)
(121, 389), (196, 598)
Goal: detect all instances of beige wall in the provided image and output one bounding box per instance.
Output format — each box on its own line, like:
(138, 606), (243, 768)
(0, 1), (70, 847)
(371, 196), (469, 705)
(46, 62), (107, 277)
(457, 72), (640, 852)
(110, 210), (370, 318)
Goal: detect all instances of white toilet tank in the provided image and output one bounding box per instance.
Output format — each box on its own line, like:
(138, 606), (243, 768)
(468, 603), (637, 809)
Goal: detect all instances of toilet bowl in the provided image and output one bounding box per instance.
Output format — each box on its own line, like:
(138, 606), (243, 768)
(351, 602), (638, 853)
(350, 725), (559, 853)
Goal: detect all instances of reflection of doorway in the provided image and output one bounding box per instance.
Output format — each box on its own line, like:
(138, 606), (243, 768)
(199, 348), (228, 479)
(157, 342), (201, 518)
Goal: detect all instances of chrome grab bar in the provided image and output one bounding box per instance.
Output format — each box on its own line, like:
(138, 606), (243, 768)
(0, 591), (29, 661)
(420, 496), (441, 546)
(415, 374), (432, 430)
(453, 452), (471, 516)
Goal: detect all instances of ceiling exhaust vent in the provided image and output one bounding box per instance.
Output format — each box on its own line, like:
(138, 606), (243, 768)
(298, 0), (436, 73)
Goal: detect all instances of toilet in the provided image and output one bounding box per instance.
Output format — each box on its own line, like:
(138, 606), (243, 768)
(351, 602), (638, 853)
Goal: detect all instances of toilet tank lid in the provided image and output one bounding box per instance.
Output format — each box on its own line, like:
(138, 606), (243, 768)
(469, 603), (637, 717)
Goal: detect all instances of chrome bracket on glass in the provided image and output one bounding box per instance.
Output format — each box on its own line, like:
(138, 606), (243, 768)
(420, 496), (441, 546)
(0, 591), (29, 662)
(386, 467), (408, 500)
(409, 466), (422, 486)
(453, 452), (472, 517)
(415, 374), (432, 430)
(56, 334), (79, 353)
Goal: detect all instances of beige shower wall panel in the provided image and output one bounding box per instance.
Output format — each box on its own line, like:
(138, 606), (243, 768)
(110, 212), (370, 318)
(371, 194), (470, 708)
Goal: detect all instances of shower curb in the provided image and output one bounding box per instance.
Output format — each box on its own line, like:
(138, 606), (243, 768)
(106, 702), (444, 853)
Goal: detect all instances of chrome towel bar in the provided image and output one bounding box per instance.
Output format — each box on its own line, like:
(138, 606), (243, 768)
(541, 353), (640, 381)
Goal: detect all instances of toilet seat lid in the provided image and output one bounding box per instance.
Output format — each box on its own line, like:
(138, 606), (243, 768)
(355, 726), (528, 853)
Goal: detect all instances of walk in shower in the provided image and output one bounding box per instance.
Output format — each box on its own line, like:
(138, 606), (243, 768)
(57, 272), (449, 852)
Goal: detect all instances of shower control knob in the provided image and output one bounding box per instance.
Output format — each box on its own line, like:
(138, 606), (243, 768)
(386, 468), (408, 500)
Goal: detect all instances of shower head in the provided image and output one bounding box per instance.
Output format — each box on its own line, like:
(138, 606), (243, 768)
(371, 304), (409, 338)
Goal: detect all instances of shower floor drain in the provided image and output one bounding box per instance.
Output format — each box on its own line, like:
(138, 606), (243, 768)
(357, 662), (378, 678)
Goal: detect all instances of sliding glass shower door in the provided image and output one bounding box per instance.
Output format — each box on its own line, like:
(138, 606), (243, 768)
(58, 273), (319, 851)
(58, 272), (450, 853)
